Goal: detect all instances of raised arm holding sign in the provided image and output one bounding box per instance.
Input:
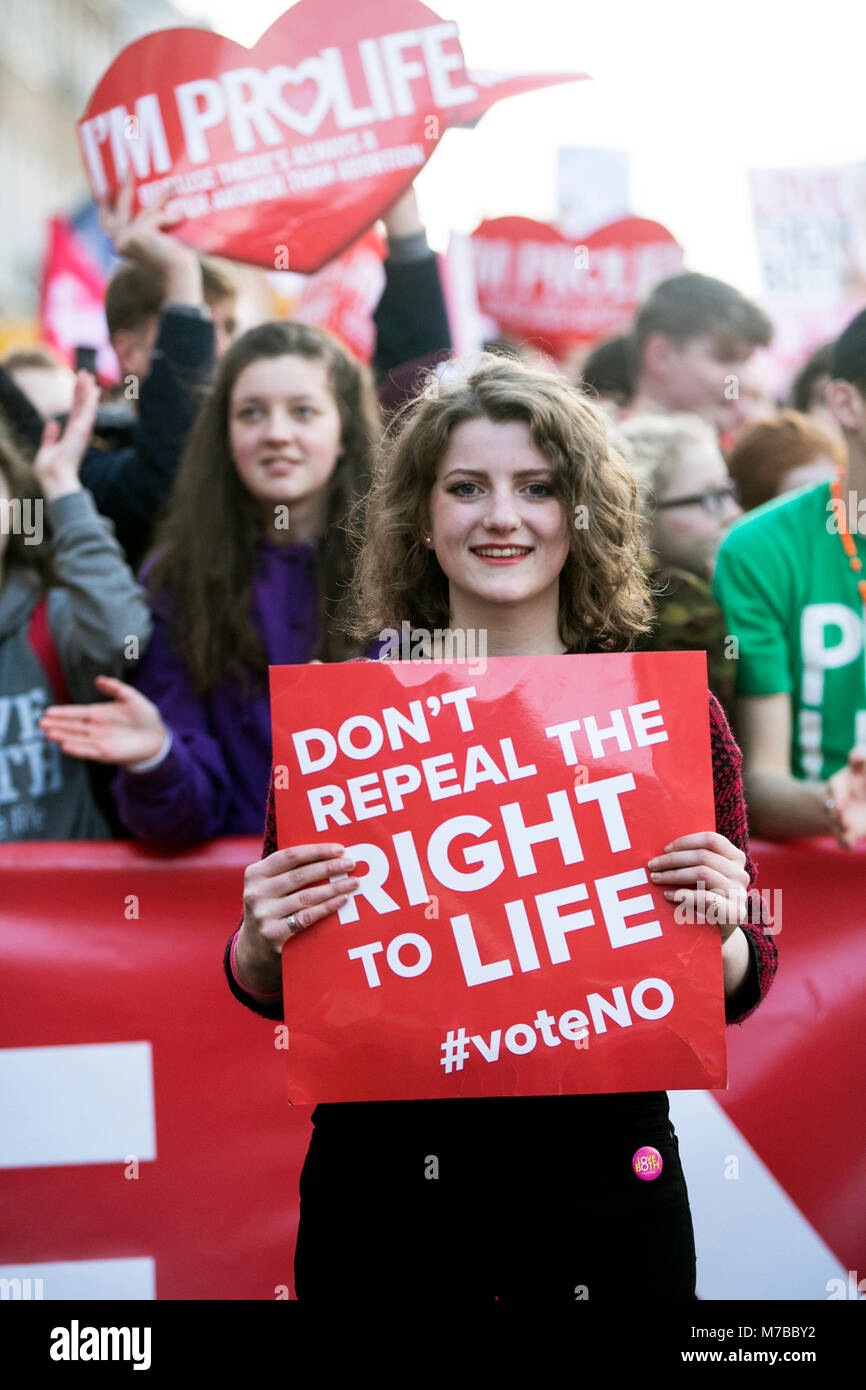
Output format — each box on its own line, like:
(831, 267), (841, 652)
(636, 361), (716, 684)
(226, 353), (777, 1302)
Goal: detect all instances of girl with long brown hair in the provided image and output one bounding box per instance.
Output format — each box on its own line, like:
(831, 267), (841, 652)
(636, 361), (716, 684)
(224, 354), (778, 1302)
(41, 321), (380, 846)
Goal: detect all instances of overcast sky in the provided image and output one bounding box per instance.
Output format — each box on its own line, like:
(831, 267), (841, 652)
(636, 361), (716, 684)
(173, 0), (866, 296)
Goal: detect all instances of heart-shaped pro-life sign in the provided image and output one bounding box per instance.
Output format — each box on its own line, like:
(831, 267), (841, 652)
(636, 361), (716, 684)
(472, 215), (684, 358)
(77, 0), (479, 272)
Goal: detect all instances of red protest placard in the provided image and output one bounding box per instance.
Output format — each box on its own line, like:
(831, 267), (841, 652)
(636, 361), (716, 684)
(291, 228), (386, 362)
(77, 1), (584, 273)
(472, 215), (684, 357)
(270, 651), (726, 1104)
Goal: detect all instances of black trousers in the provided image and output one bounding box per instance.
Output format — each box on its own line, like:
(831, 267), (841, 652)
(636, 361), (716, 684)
(294, 1091), (697, 1302)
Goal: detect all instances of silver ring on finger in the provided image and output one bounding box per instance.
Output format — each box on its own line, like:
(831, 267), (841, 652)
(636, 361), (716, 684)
(286, 912), (300, 933)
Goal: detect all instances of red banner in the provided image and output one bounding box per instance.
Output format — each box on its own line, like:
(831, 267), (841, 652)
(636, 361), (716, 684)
(471, 214), (684, 357)
(1, 837), (864, 1298)
(269, 652), (725, 1104)
(291, 228), (386, 362)
(77, 1), (585, 273)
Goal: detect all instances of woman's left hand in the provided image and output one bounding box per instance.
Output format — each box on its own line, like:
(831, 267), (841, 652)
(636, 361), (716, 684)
(647, 831), (750, 943)
(33, 370), (100, 503)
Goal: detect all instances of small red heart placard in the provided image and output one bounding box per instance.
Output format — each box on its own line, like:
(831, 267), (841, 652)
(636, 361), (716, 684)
(472, 215), (684, 358)
(78, 0), (478, 272)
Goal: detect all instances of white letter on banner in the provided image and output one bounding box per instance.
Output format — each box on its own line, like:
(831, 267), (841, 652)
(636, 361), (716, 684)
(380, 30), (426, 115)
(631, 977), (674, 1020)
(222, 68), (283, 153)
(79, 113), (110, 196)
(358, 38), (395, 120)
(427, 816), (504, 890)
(451, 914), (512, 986)
(386, 933), (432, 977)
(175, 78), (227, 164)
(582, 707), (632, 757)
(417, 23), (477, 106)
(500, 791), (582, 877)
(382, 763), (422, 811)
(338, 715), (383, 761)
(587, 987), (632, 1033)
(544, 719), (583, 765)
(628, 700), (668, 746)
(595, 868), (662, 948)
(536, 884), (594, 964)
(347, 941), (384, 987)
(440, 686), (476, 730)
(308, 785), (351, 831)
(574, 773), (636, 852)
(293, 727), (337, 774)
(115, 95), (171, 179)
(336, 844), (399, 922)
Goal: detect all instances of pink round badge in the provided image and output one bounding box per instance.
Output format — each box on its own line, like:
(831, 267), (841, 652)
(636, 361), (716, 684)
(632, 1146), (663, 1181)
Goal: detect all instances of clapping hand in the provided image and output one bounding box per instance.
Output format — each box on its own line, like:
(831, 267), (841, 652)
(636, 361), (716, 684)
(39, 676), (168, 766)
(32, 370), (100, 503)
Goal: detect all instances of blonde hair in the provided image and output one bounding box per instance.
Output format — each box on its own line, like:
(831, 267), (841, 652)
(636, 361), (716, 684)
(347, 354), (653, 652)
(616, 413), (719, 512)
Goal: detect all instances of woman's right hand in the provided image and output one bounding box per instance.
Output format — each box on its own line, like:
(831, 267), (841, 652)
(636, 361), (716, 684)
(235, 843), (359, 992)
(38, 675), (168, 765)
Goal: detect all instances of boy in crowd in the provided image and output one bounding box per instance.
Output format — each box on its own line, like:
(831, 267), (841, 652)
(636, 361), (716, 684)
(628, 272), (773, 437)
(712, 307), (866, 847)
(0, 181), (229, 570)
(106, 255), (237, 385)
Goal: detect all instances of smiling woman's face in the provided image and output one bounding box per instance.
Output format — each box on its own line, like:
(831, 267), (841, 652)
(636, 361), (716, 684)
(228, 353), (343, 509)
(426, 416), (571, 617)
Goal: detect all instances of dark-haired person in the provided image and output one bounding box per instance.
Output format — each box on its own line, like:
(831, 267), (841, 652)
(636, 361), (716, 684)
(727, 409), (846, 513)
(106, 254), (238, 382)
(41, 321), (380, 848)
(0, 176), (217, 572)
(0, 374), (150, 840)
(789, 341), (845, 448)
(713, 307), (866, 845)
(224, 353), (777, 1302)
(629, 273), (773, 437)
(577, 333), (633, 418)
(791, 341), (833, 416)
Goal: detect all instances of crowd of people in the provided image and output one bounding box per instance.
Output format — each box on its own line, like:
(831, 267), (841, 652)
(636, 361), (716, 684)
(9, 165), (866, 1301)
(2, 177), (864, 853)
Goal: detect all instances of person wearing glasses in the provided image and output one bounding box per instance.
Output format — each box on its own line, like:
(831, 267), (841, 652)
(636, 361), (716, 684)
(617, 412), (742, 716)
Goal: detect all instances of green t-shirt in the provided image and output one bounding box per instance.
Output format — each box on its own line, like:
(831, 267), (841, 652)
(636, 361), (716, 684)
(713, 480), (866, 781)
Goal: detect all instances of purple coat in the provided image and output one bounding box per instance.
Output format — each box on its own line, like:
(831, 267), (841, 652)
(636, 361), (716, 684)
(114, 541), (318, 847)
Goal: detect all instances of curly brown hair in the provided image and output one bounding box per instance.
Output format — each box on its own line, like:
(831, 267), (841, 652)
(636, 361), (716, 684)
(145, 320), (381, 694)
(347, 354), (653, 651)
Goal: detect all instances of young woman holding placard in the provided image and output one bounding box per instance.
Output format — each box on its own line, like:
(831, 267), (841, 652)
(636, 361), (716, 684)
(225, 353), (778, 1302)
(38, 186), (451, 846)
